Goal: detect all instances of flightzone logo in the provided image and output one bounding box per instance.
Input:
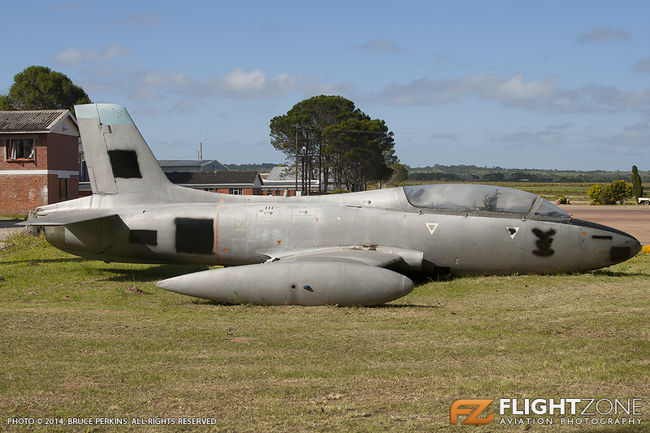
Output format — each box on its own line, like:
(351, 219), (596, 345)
(450, 398), (644, 427)
(450, 400), (494, 425)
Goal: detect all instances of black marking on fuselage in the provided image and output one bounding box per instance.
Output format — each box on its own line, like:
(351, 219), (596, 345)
(611, 246), (631, 261)
(129, 229), (158, 246)
(592, 235), (613, 240)
(507, 227), (517, 235)
(175, 218), (214, 255)
(108, 150), (142, 179)
(532, 228), (556, 257)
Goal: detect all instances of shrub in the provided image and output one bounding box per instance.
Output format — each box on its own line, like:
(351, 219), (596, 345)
(588, 180), (632, 205)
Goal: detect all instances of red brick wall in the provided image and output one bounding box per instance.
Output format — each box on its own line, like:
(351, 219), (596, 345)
(0, 174), (48, 215)
(46, 134), (79, 171)
(0, 133), (79, 215)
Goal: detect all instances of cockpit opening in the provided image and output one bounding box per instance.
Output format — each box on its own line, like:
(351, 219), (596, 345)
(402, 184), (569, 219)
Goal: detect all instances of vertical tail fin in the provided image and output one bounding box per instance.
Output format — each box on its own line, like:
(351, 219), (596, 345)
(75, 104), (172, 196)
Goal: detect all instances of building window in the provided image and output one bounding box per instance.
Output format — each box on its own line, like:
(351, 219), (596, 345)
(6, 139), (35, 161)
(230, 188), (241, 195)
(59, 178), (68, 201)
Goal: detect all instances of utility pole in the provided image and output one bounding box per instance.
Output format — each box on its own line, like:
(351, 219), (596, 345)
(295, 124), (299, 196)
(198, 127), (203, 160)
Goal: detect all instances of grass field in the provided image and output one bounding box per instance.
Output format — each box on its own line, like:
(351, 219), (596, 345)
(0, 233), (648, 432)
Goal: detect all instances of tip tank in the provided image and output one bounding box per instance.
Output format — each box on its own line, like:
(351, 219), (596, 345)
(157, 261), (414, 306)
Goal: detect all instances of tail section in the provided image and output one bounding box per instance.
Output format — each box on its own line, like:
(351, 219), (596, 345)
(75, 104), (173, 196)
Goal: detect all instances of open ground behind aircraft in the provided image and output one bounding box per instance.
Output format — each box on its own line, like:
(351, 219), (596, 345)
(20, 104), (642, 305)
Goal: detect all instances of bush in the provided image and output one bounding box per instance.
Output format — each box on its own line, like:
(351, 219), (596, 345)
(588, 180), (633, 205)
(555, 195), (570, 204)
(588, 184), (605, 204)
(609, 179), (633, 204)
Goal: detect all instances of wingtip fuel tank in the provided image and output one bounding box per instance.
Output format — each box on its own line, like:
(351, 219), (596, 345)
(157, 262), (414, 306)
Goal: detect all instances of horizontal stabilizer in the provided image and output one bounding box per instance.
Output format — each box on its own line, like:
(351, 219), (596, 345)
(17, 209), (118, 226)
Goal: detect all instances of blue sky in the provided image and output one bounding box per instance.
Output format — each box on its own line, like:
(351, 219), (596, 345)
(3, 0), (650, 170)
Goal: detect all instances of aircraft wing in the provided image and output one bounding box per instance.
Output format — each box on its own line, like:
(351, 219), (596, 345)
(265, 245), (424, 270)
(17, 209), (119, 226)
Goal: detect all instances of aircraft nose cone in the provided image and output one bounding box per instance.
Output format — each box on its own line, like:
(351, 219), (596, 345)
(612, 236), (642, 262)
(571, 218), (642, 267)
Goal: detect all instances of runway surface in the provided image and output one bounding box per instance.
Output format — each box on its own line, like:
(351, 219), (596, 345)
(562, 205), (650, 245)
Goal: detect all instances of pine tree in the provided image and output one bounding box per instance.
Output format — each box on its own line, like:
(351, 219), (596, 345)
(631, 165), (644, 200)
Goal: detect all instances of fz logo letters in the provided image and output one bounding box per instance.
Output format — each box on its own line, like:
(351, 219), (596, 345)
(450, 400), (495, 425)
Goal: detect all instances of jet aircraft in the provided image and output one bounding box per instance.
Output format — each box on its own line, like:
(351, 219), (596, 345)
(20, 104), (642, 306)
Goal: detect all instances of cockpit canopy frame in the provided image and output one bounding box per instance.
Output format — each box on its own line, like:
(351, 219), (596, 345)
(402, 184), (570, 220)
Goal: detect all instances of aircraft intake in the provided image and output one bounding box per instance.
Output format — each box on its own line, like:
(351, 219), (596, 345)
(156, 261), (414, 306)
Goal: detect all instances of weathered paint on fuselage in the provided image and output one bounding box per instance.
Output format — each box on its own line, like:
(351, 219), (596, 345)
(43, 186), (640, 276)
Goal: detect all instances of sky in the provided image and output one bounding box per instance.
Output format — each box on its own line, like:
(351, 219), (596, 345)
(2, 0), (650, 170)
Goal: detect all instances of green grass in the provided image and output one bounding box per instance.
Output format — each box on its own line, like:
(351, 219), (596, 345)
(0, 215), (26, 221)
(0, 233), (649, 432)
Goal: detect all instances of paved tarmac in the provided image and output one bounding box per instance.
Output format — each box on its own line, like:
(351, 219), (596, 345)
(562, 205), (650, 245)
(0, 220), (26, 241)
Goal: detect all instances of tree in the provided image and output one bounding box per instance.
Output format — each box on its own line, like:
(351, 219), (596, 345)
(387, 163), (409, 185)
(631, 165), (644, 200)
(270, 95), (396, 192)
(0, 95), (11, 110)
(0, 66), (90, 112)
(322, 117), (396, 191)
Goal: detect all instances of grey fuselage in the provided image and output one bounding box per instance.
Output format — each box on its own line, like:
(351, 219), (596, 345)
(42, 185), (641, 276)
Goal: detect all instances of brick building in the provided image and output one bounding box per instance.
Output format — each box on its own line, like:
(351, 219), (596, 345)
(0, 110), (80, 215)
(165, 171), (263, 195)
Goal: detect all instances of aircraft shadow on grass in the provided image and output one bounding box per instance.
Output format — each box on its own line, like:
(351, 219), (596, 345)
(99, 265), (210, 283)
(0, 257), (86, 265)
(591, 269), (650, 278)
(191, 298), (443, 308)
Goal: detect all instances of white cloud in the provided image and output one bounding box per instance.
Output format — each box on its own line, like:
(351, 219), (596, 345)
(301, 78), (357, 97)
(600, 122), (650, 155)
(374, 73), (650, 113)
(633, 57), (650, 73)
(493, 129), (566, 149)
(55, 44), (130, 66)
(114, 12), (161, 30)
(577, 27), (631, 43)
(52, 0), (89, 12)
(430, 133), (458, 142)
(209, 69), (299, 98)
(351, 37), (406, 54)
(376, 74), (567, 109)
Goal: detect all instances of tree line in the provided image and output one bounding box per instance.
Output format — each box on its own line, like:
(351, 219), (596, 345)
(407, 165), (649, 184)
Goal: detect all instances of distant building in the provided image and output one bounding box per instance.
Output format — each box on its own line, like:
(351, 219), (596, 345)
(262, 165), (321, 196)
(0, 110), (79, 215)
(158, 159), (228, 173)
(165, 171), (263, 195)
